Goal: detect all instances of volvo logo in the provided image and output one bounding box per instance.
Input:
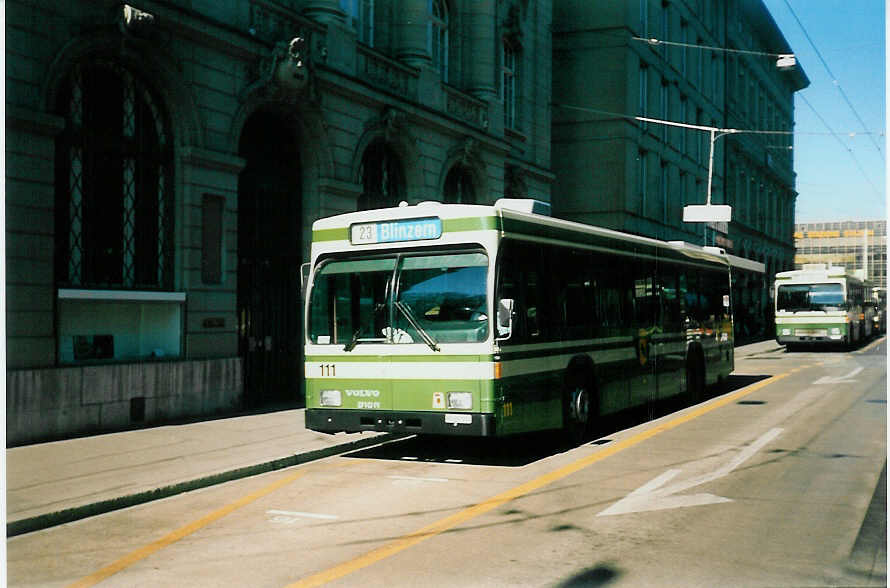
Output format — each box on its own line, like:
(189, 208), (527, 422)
(345, 389), (380, 398)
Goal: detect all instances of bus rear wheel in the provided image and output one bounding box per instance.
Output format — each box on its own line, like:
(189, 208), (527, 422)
(563, 373), (593, 445)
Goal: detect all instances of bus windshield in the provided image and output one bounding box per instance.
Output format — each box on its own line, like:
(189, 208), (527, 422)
(308, 252), (489, 347)
(776, 283), (845, 312)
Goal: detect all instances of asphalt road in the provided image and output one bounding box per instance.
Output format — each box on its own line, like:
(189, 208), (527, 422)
(8, 339), (886, 587)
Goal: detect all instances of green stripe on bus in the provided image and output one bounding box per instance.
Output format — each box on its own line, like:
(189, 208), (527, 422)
(312, 227), (350, 242)
(443, 216), (501, 233)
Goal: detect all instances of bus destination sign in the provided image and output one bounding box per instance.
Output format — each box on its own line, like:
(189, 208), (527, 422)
(350, 217), (443, 245)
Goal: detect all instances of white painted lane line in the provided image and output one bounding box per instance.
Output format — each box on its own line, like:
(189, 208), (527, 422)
(598, 428), (783, 516)
(266, 510), (339, 520)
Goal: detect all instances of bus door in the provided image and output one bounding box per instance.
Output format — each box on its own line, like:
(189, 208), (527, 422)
(631, 261), (659, 410)
(656, 268), (685, 399)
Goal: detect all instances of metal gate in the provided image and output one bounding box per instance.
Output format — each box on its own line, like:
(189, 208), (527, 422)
(237, 111), (302, 408)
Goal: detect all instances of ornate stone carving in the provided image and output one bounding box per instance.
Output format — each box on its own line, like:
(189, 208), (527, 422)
(357, 47), (419, 101)
(445, 87), (488, 129)
(241, 29), (316, 104)
(381, 107), (406, 142)
(459, 137), (478, 167)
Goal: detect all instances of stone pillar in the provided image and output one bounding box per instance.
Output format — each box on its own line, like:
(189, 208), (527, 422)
(302, 0), (346, 25)
(465, 0), (497, 101)
(394, 0), (431, 68)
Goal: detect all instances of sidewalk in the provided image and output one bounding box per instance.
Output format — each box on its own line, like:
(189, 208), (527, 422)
(6, 340), (782, 536)
(6, 410), (396, 536)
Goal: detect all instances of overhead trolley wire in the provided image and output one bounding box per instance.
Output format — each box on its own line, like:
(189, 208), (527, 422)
(781, 0), (884, 158)
(797, 93), (884, 203)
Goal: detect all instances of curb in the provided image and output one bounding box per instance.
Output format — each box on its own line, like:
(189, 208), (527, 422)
(7, 432), (404, 537)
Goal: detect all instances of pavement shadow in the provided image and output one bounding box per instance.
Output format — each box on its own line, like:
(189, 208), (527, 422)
(556, 564), (623, 587)
(343, 431), (570, 466)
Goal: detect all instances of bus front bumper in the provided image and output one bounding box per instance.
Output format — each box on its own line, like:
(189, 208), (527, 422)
(776, 333), (845, 345)
(306, 408), (497, 436)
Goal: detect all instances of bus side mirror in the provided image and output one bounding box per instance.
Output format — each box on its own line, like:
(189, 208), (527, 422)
(300, 262), (311, 300)
(496, 298), (514, 340)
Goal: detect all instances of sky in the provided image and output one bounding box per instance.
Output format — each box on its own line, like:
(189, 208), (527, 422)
(761, 0), (886, 224)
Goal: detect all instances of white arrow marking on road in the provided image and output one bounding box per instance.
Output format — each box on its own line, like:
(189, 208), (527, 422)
(813, 366), (863, 385)
(597, 427), (783, 516)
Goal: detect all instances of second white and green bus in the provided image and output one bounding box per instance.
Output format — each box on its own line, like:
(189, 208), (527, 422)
(304, 200), (739, 441)
(774, 263), (873, 349)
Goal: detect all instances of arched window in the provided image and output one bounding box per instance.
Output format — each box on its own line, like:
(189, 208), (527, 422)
(358, 141), (404, 210)
(430, 0), (449, 82)
(55, 62), (173, 289)
(444, 165), (475, 204)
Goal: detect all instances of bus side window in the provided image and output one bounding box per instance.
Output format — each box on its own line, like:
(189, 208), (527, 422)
(553, 247), (593, 341)
(684, 270), (701, 326)
(497, 240), (539, 343)
(633, 262), (657, 330)
(659, 268), (681, 331)
(523, 247), (543, 340)
(592, 252), (631, 337)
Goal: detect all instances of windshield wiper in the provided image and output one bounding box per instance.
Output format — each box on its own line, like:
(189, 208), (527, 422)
(343, 302), (387, 352)
(395, 300), (440, 352)
(343, 327), (363, 352)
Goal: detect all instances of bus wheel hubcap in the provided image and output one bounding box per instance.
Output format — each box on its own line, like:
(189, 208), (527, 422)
(573, 388), (588, 424)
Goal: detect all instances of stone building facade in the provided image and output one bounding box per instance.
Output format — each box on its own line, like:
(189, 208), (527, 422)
(551, 0), (808, 341)
(7, 0), (553, 444)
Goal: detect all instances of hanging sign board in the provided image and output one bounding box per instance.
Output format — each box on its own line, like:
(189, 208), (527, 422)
(683, 205), (732, 223)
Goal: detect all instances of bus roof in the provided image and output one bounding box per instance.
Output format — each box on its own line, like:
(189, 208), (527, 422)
(311, 201), (737, 269)
(775, 265), (866, 283)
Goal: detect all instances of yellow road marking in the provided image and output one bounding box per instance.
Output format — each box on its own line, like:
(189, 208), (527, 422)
(68, 468), (311, 588)
(288, 370), (796, 587)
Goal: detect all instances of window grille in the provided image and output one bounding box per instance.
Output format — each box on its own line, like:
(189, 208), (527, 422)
(341, 0), (374, 46)
(502, 42), (517, 129)
(431, 0), (449, 82)
(55, 62), (173, 290)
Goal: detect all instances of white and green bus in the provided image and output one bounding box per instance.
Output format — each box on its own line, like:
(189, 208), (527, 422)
(304, 200), (736, 441)
(774, 264), (873, 350)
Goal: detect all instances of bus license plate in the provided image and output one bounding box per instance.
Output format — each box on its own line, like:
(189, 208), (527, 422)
(445, 413), (472, 425)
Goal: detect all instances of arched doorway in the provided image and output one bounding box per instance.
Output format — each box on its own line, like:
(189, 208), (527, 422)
(238, 110), (302, 407)
(443, 164), (476, 204)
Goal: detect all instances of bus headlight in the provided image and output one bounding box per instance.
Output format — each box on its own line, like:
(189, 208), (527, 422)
(447, 392), (473, 410)
(781, 329), (791, 336)
(319, 389), (342, 407)
(831, 327), (841, 335)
